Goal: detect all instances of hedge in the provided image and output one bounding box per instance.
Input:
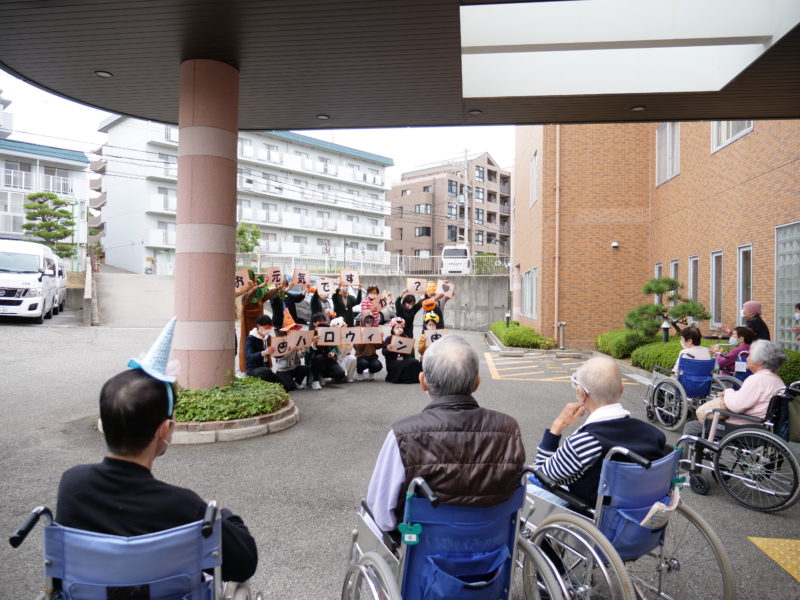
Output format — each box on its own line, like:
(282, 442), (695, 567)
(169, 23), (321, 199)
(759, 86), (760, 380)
(490, 321), (556, 349)
(779, 349), (800, 386)
(596, 329), (657, 359)
(175, 377), (289, 422)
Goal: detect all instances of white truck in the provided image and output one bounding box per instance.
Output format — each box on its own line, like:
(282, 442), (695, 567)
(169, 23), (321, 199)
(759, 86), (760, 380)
(0, 239), (59, 323)
(440, 245), (471, 275)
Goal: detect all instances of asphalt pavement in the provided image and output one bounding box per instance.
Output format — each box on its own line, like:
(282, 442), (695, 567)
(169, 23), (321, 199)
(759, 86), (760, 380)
(1, 312), (798, 599)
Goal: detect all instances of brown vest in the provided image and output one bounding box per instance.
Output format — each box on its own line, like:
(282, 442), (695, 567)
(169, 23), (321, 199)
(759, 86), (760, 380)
(392, 395), (525, 522)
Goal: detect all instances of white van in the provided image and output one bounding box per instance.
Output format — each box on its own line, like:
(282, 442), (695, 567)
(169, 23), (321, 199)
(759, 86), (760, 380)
(54, 258), (67, 315)
(441, 245), (471, 275)
(0, 240), (59, 323)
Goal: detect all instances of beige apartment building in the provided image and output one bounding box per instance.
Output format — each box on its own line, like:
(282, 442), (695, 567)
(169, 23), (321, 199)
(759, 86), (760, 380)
(386, 153), (511, 259)
(513, 120), (800, 350)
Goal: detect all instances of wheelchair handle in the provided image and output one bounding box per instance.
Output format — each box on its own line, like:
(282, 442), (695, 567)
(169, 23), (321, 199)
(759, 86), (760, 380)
(408, 477), (440, 507)
(9, 506), (52, 548)
(201, 501), (218, 538)
(605, 446), (651, 469)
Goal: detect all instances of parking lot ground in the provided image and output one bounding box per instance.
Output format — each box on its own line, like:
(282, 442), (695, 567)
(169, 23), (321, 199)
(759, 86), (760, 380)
(485, 352), (641, 386)
(1, 322), (799, 599)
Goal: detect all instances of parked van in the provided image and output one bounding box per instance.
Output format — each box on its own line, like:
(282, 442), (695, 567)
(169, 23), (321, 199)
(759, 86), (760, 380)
(54, 258), (67, 315)
(0, 240), (59, 323)
(441, 245), (471, 275)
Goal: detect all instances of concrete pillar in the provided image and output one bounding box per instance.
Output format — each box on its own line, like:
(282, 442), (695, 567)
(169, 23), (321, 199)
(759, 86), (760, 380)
(173, 59), (239, 389)
(511, 264), (522, 321)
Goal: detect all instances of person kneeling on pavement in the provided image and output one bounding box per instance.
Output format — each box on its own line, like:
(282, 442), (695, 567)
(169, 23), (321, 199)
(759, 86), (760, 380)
(244, 314), (282, 385)
(353, 311), (383, 380)
(271, 312), (309, 391)
(306, 312), (346, 390)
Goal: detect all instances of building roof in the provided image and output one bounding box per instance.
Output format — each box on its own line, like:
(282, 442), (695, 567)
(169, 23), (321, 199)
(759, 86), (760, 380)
(0, 138), (89, 164)
(0, 1), (797, 129)
(264, 131), (393, 166)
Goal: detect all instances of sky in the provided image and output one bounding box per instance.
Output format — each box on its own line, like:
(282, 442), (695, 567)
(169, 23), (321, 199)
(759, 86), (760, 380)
(0, 70), (516, 183)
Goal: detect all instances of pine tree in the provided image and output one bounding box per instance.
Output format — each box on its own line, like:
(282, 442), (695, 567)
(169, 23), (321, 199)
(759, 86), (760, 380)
(21, 192), (76, 258)
(624, 277), (711, 337)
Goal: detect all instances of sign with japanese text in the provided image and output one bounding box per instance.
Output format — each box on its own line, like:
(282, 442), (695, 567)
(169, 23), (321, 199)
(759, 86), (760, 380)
(388, 335), (414, 354)
(377, 290), (391, 310)
(316, 276), (334, 296)
(315, 327), (340, 346)
(436, 279), (455, 299)
(340, 270), (360, 286)
(288, 329), (311, 351)
(361, 327), (383, 344)
(425, 329), (448, 345)
(270, 335), (291, 357)
(341, 327), (362, 345)
(292, 269), (310, 287)
(234, 269), (252, 292)
(267, 267), (283, 286)
(406, 278), (428, 295)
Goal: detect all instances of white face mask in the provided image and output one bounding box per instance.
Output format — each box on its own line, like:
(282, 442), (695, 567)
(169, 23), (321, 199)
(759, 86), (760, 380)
(740, 309), (746, 318)
(729, 335), (738, 345)
(680, 339), (687, 349)
(795, 312), (800, 322)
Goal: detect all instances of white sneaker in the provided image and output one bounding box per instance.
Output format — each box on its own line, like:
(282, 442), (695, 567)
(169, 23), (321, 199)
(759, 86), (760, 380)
(323, 377), (333, 384)
(346, 378), (355, 383)
(367, 372), (374, 381)
(354, 372), (364, 381)
(295, 382), (306, 390)
(311, 381), (322, 390)
(319, 377), (327, 387)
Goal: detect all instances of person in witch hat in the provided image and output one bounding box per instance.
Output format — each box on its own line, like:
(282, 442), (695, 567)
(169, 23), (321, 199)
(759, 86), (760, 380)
(55, 318), (259, 584)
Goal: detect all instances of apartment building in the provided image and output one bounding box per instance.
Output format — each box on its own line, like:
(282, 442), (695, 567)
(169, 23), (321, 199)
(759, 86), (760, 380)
(386, 153), (511, 259)
(0, 89), (90, 270)
(96, 117), (393, 275)
(513, 120), (800, 351)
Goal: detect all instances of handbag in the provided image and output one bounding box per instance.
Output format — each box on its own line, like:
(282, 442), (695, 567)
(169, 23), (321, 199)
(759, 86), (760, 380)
(695, 396), (726, 424)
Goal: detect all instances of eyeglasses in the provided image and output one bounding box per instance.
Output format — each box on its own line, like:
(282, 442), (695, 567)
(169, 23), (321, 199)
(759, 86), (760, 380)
(570, 372), (591, 397)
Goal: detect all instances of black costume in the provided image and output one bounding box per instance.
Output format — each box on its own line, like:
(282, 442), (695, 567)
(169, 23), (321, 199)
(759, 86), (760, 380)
(394, 296), (423, 339)
(333, 288), (363, 327)
(745, 314), (770, 341)
(57, 457), (258, 583)
(381, 335), (422, 383)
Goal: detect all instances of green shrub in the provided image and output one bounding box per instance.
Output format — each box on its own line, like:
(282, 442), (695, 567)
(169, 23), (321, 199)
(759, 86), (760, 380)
(596, 329), (657, 359)
(175, 377), (289, 422)
(630, 338), (718, 371)
(490, 321), (556, 349)
(779, 349), (800, 386)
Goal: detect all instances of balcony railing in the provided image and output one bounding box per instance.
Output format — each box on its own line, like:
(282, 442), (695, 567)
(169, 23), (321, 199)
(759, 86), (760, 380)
(4, 169), (32, 190)
(150, 194), (177, 213)
(43, 175), (73, 195)
(499, 224), (510, 234)
(148, 229), (176, 247)
(500, 204), (510, 215)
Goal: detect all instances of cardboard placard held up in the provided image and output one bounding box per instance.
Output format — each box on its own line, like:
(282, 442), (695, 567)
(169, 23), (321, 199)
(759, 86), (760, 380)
(288, 329), (312, 351)
(316, 276), (334, 296)
(267, 267), (283, 286)
(406, 278), (428, 295)
(360, 327), (383, 344)
(340, 270), (360, 286)
(315, 327), (340, 346)
(376, 290), (391, 311)
(388, 335), (414, 355)
(234, 269), (252, 292)
(436, 279), (455, 298)
(270, 336), (292, 357)
(341, 327), (362, 345)
(292, 269), (310, 287)
(425, 329), (448, 345)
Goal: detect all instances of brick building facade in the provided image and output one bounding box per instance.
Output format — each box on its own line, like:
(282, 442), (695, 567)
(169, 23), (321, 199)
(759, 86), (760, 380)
(513, 120), (800, 351)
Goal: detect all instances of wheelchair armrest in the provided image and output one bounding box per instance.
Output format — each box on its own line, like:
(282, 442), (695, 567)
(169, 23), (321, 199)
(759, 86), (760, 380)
(710, 409), (764, 424)
(201, 501), (218, 538)
(653, 365), (673, 377)
(9, 506), (52, 548)
(360, 500), (400, 553)
(531, 468), (594, 515)
(677, 434), (719, 453)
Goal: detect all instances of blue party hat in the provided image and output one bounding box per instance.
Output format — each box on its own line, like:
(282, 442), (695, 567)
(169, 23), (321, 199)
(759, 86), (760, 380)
(127, 317), (177, 383)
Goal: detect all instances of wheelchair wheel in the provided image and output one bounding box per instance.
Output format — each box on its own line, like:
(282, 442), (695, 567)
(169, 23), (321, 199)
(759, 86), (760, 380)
(341, 551), (402, 600)
(710, 375), (741, 396)
(689, 473), (710, 496)
(518, 537), (567, 600)
(625, 502), (734, 600)
(651, 379), (688, 431)
(713, 428), (800, 512)
(531, 512), (637, 600)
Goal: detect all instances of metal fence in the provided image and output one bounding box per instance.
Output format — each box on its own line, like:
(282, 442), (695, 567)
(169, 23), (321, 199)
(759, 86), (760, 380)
(235, 253), (512, 276)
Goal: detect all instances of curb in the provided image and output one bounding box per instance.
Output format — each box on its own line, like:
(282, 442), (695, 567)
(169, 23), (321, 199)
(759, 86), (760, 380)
(484, 329), (589, 358)
(172, 399), (300, 444)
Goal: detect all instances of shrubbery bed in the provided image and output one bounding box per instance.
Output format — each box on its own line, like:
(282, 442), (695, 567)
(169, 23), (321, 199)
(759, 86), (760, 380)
(490, 321), (556, 349)
(596, 329), (657, 359)
(175, 377), (289, 422)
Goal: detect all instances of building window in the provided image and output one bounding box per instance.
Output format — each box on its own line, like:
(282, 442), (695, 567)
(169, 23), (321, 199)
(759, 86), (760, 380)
(367, 243), (378, 252)
(447, 180), (458, 196)
(475, 230), (484, 245)
(475, 165), (484, 181)
(447, 225), (458, 242)
(688, 255), (699, 302)
(368, 218), (379, 226)
(414, 249), (431, 258)
(776, 222), (800, 351)
(157, 187), (177, 210)
(655, 123), (680, 185)
(447, 203), (457, 219)
(737, 245), (752, 325)
(259, 143), (279, 162)
(414, 204), (432, 214)
(669, 260), (679, 306)
(474, 208), (484, 224)
(530, 151), (538, 207)
(712, 120), (753, 152)
(238, 137), (253, 158)
(522, 267), (538, 319)
(165, 125), (179, 142)
(293, 236), (307, 244)
(317, 210), (331, 220)
(423, 185), (432, 192)
(401, 189), (411, 196)
(349, 241), (359, 249)
(415, 227), (431, 237)
(710, 251), (723, 327)
(159, 154), (178, 178)
(475, 187), (484, 203)
(293, 207), (308, 215)
(654, 262), (663, 304)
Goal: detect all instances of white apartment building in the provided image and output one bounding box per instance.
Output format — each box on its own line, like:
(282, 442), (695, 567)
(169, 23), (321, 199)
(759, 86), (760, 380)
(0, 89), (90, 271)
(96, 117), (393, 275)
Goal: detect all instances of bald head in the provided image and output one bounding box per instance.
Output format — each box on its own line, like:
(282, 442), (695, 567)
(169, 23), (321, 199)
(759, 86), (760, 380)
(575, 356), (623, 405)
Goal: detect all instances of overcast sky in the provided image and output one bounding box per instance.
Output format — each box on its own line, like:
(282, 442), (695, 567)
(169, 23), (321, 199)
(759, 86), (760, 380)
(0, 70), (515, 183)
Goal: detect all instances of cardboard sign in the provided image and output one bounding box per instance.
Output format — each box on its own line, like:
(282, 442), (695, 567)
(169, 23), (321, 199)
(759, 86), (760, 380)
(341, 327), (362, 345)
(316, 276), (334, 296)
(292, 268), (310, 287)
(315, 327), (340, 346)
(436, 279), (455, 299)
(406, 278), (428, 295)
(361, 327), (383, 344)
(388, 335), (414, 355)
(288, 329), (312, 351)
(425, 329), (448, 345)
(340, 269), (360, 286)
(376, 290), (391, 311)
(267, 267), (283, 286)
(270, 336), (291, 357)
(234, 269), (252, 292)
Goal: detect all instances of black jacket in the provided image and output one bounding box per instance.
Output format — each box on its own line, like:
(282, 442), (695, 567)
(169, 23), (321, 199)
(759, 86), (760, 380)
(395, 296), (422, 338)
(244, 329), (270, 373)
(746, 314), (770, 341)
(333, 288), (363, 327)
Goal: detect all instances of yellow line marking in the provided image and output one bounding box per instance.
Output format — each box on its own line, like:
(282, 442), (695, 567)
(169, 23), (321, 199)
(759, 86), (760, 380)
(484, 352), (500, 380)
(749, 537), (800, 582)
(496, 365), (547, 372)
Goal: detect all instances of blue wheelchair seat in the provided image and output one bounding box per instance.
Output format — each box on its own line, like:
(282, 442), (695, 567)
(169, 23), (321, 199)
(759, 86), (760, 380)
(677, 357), (717, 398)
(43, 517), (221, 600)
(595, 450), (681, 561)
(399, 486), (524, 600)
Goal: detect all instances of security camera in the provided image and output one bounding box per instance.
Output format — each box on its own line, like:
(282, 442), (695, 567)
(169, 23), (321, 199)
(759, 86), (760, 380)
(611, 241), (620, 249)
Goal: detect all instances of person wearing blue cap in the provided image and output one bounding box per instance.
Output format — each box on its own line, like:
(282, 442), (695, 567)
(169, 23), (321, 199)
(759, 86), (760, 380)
(55, 318), (259, 585)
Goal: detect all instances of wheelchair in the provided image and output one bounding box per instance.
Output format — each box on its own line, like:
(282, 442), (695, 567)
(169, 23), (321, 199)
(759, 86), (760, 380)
(8, 501), (261, 600)
(682, 382), (800, 512)
(644, 357), (741, 431)
(518, 447), (734, 600)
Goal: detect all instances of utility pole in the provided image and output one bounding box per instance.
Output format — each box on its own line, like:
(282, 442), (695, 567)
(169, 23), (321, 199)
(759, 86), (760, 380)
(463, 149), (469, 249)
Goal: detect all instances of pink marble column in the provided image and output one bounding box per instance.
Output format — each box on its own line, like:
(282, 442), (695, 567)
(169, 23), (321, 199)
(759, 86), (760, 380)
(174, 59), (239, 390)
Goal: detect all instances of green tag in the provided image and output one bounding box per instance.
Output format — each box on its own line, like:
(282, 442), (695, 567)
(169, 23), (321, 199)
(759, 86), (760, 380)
(398, 522), (422, 545)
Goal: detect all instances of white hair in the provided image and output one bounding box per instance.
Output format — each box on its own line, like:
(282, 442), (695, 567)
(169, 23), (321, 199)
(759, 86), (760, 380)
(421, 335), (479, 399)
(575, 356), (623, 405)
(749, 340), (787, 372)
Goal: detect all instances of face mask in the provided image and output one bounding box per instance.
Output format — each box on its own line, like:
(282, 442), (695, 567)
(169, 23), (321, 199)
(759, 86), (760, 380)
(393, 327), (403, 336)
(740, 310), (746, 318)
(729, 335), (738, 345)
(680, 339), (687, 349)
(795, 313), (800, 322)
